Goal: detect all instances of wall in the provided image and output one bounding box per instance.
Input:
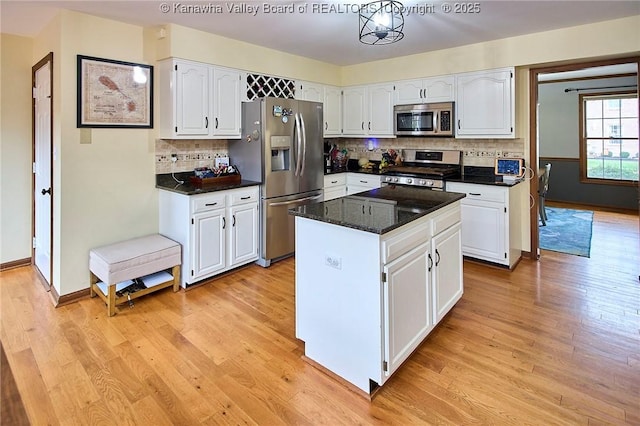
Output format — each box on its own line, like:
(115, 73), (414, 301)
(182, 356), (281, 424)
(30, 11), (159, 296)
(0, 34), (34, 265)
(539, 75), (638, 210)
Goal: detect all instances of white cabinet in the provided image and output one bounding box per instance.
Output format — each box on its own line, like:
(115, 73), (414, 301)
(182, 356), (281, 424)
(342, 84), (395, 137)
(295, 200), (463, 394)
(158, 58), (242, 139)
(394, 75), (455, 105)
(323, 174), (347, 201)
(446, 181), (523, 268)
(159, 186), (259, 287)
(297, 81), (342, 137)
(431, 223), (463, 323)
(346, 173), (383, 195)
(383, 242), (432, 376)
(323, 85), (342, 136)
(455, 67), (515, 138)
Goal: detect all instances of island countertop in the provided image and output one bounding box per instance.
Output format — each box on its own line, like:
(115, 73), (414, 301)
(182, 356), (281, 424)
(289, 186), (465, 235)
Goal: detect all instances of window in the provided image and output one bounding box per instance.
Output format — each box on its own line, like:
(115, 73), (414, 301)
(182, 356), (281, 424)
(580, 92), (639, 184)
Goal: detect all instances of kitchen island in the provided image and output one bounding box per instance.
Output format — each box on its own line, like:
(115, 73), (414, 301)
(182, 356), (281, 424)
(289, 186), (465, 397)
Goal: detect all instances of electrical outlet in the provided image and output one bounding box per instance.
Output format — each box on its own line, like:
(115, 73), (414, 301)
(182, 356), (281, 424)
(325, 255), (342, 270)
(171, 154), (178, 163)
(496, 150), (503, 158)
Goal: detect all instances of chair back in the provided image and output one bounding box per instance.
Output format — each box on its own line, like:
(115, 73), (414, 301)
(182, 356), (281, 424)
(540, 163), (551, 197)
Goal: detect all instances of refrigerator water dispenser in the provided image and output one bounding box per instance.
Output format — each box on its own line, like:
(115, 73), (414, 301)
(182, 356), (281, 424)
(270, 136), (291, 171)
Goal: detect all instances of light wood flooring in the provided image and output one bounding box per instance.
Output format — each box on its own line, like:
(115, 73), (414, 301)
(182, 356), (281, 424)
(1, 207), (638, 425)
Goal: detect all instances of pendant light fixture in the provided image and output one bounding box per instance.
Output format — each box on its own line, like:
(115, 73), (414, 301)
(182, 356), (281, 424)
(359, 1), (405, 45)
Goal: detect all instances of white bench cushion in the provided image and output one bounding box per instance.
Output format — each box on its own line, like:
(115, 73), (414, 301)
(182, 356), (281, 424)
(89, 234), (181, 285)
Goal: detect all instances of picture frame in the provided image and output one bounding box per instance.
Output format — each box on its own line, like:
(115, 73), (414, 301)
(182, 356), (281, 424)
(77, 55), (153, 128)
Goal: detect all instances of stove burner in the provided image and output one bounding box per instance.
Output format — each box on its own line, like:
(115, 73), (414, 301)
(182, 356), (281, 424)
(380, 149), (462, 189)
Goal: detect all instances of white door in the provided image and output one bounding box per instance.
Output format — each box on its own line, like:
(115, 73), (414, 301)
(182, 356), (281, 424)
(432, 223), (463, 323)
(368, 83), (395, 136)
(229, 203), (258, 266)
(34, 57), (52, 286)
(211, 67), (241, 137)
(383, 242), (432, 377)
(175, 60), (210, 135)
(192, 210), (225, 279)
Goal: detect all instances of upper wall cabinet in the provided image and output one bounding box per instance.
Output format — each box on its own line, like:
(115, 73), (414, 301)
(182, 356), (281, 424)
(296, 81), (342, 137)
(394, 76), (455, 105)
(455, 67), (515, 139)
(158, 58), (242, 139)
(342, 83), (395, 138)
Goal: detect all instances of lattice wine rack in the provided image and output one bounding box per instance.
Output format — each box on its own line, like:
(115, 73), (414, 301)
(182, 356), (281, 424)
(246, 73), (296, 100)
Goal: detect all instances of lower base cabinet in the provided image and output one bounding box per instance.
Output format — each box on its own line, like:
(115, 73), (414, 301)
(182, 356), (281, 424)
(295, 201), (462, 394)
(159, 186), (259, 287)
(446, 181), (523, 268)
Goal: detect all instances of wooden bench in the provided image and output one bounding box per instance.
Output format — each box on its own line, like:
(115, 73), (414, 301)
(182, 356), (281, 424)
(89, 234), (181, 316)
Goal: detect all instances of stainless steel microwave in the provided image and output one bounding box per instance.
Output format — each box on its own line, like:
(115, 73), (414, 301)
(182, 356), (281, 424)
(394, 102), (454, 137)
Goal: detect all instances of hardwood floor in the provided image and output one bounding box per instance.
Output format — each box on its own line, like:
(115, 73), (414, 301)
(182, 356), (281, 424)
(1, 208), (638, 425)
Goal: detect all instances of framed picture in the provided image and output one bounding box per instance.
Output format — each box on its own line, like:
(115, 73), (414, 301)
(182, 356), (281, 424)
(77, 55), (153, 128)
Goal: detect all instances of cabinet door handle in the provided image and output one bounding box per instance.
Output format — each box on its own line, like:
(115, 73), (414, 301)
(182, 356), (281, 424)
(362, 205), (365, 214)
(232, 215), (236, 227)
(205, 202), (218, 206)
(369, 205), (372, 215)
(368, 122), (371, 131)
(361, 122), (364, 130)
(435, 249), (441, 267)
(215, 117), (219, 129)
(458, 119), (461, 129)
(325, 122), (328, 130)
(222, 217), (226, 229)
(205, 117), (209, 129)
(428, 253), (433, 271)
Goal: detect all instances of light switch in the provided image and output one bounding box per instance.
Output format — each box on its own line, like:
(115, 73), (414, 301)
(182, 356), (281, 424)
(80, 128), (92, 144)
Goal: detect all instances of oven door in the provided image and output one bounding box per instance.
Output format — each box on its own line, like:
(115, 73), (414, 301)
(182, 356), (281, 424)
(394, 110), (435, 136)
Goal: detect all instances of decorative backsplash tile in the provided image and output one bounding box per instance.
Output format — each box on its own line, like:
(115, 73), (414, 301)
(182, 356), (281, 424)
(155, 139), (230, 174)
(156, 137), (526, 174)
(335, 137), (526, 167)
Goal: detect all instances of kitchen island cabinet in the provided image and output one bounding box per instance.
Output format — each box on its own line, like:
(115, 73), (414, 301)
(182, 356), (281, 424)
(290, 186), (464, 396)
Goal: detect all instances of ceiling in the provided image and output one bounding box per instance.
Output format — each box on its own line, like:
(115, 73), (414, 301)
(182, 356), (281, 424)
(1, 0), (639, 66)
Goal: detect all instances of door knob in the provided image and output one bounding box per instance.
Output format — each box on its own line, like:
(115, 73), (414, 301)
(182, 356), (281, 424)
(41, 187), (51, 195)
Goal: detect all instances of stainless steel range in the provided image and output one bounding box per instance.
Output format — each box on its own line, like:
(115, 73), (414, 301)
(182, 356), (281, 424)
(381, 149), (462, 190)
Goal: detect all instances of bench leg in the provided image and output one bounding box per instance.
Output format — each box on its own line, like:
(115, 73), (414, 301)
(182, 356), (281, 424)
(89, 272), (98, 298)
(172, 265), (181, 292)
(108, 285), (116, 317)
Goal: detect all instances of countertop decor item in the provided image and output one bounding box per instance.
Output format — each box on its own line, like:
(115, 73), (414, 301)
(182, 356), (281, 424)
(359, 1), (405, 45)
(77, 55), (153, 128)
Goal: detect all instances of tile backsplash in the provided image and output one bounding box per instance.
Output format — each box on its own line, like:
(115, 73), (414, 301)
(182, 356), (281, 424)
(335, 137), (526, 167)
(155, 139), (230, 173)
(155, 137), (526, 174)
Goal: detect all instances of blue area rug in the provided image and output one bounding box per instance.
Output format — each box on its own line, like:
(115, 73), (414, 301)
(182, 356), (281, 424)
(539, 207), (594, 257)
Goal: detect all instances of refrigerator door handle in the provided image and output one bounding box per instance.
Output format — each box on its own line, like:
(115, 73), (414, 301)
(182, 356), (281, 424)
(299, 113), (307, 176)
(268, 194), (323, 207)
(294, 112), (302, 176)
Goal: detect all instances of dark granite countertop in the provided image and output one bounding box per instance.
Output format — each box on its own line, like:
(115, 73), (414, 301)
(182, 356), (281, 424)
(156, 172), (261, 195)
(289, 185), (465, 235)
(449, 166), (525, 187)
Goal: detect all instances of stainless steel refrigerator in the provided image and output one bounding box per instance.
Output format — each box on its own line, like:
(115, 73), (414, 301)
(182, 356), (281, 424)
(229, 97), (324, 267)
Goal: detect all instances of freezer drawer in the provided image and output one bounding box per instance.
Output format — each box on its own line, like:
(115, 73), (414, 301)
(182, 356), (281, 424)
(259, 190), (323, 266)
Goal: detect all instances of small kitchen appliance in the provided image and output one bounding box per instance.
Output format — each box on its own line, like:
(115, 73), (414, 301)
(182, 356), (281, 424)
(394, 102), (454, 137)
(381, 149), (462, 190)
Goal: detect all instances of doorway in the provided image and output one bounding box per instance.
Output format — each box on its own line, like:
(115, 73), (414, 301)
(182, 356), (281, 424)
(32, 53), (53, 289)
(528, 57), (640, 258)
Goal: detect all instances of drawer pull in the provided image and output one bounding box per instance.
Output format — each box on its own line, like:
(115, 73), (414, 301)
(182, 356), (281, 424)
(205, 202), (218, 206)
(331, 180), (338, 184)
(240, 196), (251, 200)
(360, 180), (368, 183)
(469, 193), (482, 196)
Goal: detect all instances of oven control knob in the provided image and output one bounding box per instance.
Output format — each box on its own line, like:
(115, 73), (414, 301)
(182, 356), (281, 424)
(406, 178), (413, 184)
(393, 177), (399, 183)
(419, 180), (426, 186)
(426, 180), (433, 187)
(385, 177), (391, 182)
